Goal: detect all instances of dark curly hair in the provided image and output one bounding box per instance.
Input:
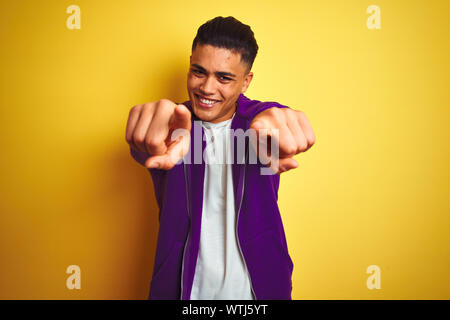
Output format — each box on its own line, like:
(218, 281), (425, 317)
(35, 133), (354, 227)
(192, 16), (259, 73)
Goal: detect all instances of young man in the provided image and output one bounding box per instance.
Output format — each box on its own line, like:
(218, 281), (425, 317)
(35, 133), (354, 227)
(125, 16), (315, 300)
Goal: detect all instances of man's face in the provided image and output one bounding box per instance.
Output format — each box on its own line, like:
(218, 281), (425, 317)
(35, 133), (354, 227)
(187, 44), (253, 123)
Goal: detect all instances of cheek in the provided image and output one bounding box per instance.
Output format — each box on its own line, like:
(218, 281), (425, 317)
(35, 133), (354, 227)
(187, 74), (199, 88)
(220, 85), (238, 100)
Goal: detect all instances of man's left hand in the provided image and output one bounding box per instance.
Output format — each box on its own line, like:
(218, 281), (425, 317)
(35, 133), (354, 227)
(249, 107), (315, 174)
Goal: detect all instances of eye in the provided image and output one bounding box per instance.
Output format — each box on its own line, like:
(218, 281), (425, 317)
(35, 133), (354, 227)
(219, 76), (232, 81)
(191, 69), (203, 75)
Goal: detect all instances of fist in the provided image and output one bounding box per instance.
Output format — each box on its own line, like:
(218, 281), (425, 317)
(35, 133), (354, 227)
(250, 107), (315, 173)
(125, 99), (191, 170)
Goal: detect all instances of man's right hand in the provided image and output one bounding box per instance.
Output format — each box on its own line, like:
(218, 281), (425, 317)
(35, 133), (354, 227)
(125, 99), (191, 170)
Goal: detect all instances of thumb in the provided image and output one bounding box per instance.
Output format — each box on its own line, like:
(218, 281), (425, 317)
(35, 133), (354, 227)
(278, 158), (299, 173)
(145, 135), (188, 170)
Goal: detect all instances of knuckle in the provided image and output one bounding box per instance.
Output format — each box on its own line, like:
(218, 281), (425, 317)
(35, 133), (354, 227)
(145, 137), (159, 148)
(157, 99), (175, 112)
(145, 137), (164, 152)
(284, 146), (297, 155)
(310, 132), (316, 144)
(142, 102), (155, 110)
(269, 107), (279, 115)
(298, 136), (308, 151)
(286, 108), (296, 116)
(295, 110), (305, 117)
(133, 133), (145, 145)
(297, 142), (308, 153)
(131, 104), (141, 110)
(158, 98), (174, 107)
(262, 107), (277, 117)
(129, 104), (141, 114)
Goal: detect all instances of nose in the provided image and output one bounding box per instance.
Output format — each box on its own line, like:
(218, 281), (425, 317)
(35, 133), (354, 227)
(199, 75), (216, 95)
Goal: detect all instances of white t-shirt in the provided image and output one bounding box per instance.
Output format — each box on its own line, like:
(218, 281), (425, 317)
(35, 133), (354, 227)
(190, 115), (254, 300)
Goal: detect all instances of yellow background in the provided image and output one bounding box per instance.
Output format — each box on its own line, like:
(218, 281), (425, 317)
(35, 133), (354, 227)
(1, 0), (449, 299)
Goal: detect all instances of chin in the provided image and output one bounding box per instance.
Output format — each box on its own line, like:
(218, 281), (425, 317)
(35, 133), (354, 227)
(193, 107), (214, 121)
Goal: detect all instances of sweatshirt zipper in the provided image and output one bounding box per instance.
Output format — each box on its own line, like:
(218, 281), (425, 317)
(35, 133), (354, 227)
(181, 131), (256, 299)
(180, 160), (190, 300)
(235, 143), (257, 300)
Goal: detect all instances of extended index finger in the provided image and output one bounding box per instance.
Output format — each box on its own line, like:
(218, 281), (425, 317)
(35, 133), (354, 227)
(169, 104), (192, 131)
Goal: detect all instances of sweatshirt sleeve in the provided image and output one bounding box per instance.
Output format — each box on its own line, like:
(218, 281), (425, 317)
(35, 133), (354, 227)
(129, 146), (166, 210)
(248, 100), (290, 120)
(129, 146), (149, 167)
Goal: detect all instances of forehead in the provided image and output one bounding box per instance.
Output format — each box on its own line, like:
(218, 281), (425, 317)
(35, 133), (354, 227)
(190, 44), (246, 74)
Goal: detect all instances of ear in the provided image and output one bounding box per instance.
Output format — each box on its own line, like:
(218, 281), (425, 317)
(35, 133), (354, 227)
(241, 71), (254, 93)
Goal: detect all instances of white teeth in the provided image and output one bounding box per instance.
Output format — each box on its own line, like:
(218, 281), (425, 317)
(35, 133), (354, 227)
(199, 97), (216, 105)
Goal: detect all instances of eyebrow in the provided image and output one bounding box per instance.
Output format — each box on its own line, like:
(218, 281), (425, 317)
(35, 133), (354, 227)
(191, 64), (236, 78)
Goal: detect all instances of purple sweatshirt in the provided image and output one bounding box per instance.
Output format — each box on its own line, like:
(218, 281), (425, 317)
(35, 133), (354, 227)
(130, 93), (293, 300)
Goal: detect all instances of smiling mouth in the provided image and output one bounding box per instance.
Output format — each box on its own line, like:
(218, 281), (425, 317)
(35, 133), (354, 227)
(194, 94), (220, 108)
